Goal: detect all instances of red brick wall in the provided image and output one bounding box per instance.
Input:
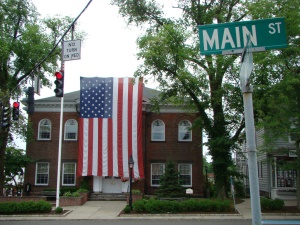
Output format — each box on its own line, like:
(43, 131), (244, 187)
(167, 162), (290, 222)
(25, 110), (204, 196)
(144, 112), (204, 196)
(25, 112), (80, 191)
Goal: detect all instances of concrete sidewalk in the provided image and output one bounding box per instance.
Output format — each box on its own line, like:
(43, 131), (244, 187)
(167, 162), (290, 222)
(0, 199), (300, 221)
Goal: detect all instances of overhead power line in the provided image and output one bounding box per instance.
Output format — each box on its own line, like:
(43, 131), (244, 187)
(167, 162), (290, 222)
(0, 0), (93, 103)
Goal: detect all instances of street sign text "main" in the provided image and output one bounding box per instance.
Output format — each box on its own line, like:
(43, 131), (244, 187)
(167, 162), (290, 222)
(198, 18), (287, 55)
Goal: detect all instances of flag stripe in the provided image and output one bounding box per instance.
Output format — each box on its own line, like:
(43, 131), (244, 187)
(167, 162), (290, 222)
(92, 118), (98, 175)
(77, 77), (144, 178)
(98, 119), (103, 176)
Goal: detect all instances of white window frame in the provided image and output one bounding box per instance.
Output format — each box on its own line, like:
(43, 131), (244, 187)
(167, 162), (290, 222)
(35, 162), (49, 186)
(38, 119), (51, 140)
(64, 119), (78, 141)
(151, 119), (165, 141)
(178, 163), (192, 187)
(178, 120), (192, 141)
(62, 163), (76, 186)
(151, 163), (165, 186)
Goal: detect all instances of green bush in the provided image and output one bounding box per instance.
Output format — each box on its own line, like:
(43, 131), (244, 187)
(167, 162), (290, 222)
(76, 188), (89, 193)
(123, 205), (132, 213)
(0, 201), (51, 215)
(261, 198), (284, 211)
(55, 207), (63, 213)
(63, 191), (80, 197)
(60, 187), (77, 195)
(132, 198), (234, 213)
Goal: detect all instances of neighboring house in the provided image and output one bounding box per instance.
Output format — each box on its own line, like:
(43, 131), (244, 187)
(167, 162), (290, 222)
(235, 129), (297, 200)
(24, 86), (204, 196)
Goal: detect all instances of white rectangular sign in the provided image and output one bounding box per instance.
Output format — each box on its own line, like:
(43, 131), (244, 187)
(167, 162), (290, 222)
(63, 39), (81, 61)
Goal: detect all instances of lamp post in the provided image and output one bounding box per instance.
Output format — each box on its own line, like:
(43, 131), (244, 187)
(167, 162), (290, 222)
(128, 155), (134, 209)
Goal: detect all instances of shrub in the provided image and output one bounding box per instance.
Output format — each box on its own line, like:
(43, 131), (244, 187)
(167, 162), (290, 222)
(63, 191), (80, 197)
(60, 187), (77, 195)
(132, 189), (141, 194)
(132, 198), (234, 214)
(123, 205), (132, 213)
(261, 198), (284, 211)
(55, 207), (63, 213)
(0, 201), (51, 214)
(76, 188), (89, 193)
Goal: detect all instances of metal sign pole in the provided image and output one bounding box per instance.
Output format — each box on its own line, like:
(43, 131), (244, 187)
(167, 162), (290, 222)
(56, 41), (65, 208)
(240, 36), (262, 225)
(242, 85), (262, 225)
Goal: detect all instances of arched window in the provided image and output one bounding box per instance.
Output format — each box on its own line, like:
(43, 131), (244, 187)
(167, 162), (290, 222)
(178, 120), (192, 141)
(64, 119), (78, 140)
(38, 119), (51, 140)
(151, 119), (165, 141)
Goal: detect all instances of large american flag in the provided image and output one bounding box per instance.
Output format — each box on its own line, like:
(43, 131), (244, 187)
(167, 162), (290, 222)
(77, 77), (144, 178)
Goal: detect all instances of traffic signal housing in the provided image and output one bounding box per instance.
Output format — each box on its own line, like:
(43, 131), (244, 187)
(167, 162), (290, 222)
(22, 87), (35, 115)
(1, 105), (10, 129)
(54, 71), (64, 97)
(12, 102), (20, 120)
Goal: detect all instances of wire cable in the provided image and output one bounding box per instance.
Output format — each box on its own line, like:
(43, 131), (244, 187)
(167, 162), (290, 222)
(0, 0), (93, 103)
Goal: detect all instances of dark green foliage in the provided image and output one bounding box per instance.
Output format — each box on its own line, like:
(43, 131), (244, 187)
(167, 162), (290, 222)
(260, 198), (284, 211)
(0, 200), (51, 214)
(156, 159), (185, 197)
(132, 199), (234, 213)
(60, 187), (77, 195)
(233, 180), (245, 198)
(55, 207), (63, 213)
(123, 205), (132, 213)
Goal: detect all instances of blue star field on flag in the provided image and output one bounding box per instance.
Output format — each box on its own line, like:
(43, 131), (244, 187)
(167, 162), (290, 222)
(80, 77), (113, 118)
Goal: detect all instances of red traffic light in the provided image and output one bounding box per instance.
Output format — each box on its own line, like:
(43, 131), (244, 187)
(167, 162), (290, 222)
(13, 102), (20, 108)
(55, 71), (63, 80)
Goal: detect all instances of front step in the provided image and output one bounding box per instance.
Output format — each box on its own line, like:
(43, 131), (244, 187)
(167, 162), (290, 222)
(89, 193), (127, 201)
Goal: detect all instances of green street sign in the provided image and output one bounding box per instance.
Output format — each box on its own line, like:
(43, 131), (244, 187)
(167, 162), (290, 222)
(198, 18), (287, 55)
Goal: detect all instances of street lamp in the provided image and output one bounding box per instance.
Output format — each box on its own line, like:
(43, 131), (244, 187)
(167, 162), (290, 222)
(128, 155), (134, 209)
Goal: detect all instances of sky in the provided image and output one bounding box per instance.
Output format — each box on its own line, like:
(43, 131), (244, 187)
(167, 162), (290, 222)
(31, 0), (180, 98)
(18, 0), (210, 161)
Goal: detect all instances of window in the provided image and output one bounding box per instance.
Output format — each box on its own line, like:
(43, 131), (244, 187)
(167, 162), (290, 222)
(151, 163), (165, 186)
(64, 119), (78, 140)
(151, 119), (165, 141)
(178, 164), (192, 186)
(35, 162), (49, 185)
(178, 120), (192, 141)
(62, 163), (76, 186)
(38, 119), (51, 140)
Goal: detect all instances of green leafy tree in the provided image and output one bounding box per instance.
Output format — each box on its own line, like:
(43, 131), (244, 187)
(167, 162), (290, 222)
(0, 0), (85, 195)
(156, 159), (185, 198)
(247, 0), (300, 208)
(111, 0), (300, 199)
(111, 0), (246, 199)
(4, 147), (34, 188)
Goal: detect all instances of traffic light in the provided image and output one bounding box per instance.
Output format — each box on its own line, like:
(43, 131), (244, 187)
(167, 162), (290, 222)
(54, 71), (64, 97)
(1, 105), (10, 129)
(12, 102), (20, 120)
(22, 87), (35, 115)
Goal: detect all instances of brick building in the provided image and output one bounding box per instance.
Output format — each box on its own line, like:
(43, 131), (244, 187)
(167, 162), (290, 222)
(24, 86), (204, 196)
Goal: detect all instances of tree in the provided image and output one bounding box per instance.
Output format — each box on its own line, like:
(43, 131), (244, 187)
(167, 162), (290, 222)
(111, 0), (300, 199)
(111, 0), (246, 199)
(156, 159), (185, 198)
(4, 147), (34, 189)
(0, 0), (84, 195)
(247, 0), (300, 208)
